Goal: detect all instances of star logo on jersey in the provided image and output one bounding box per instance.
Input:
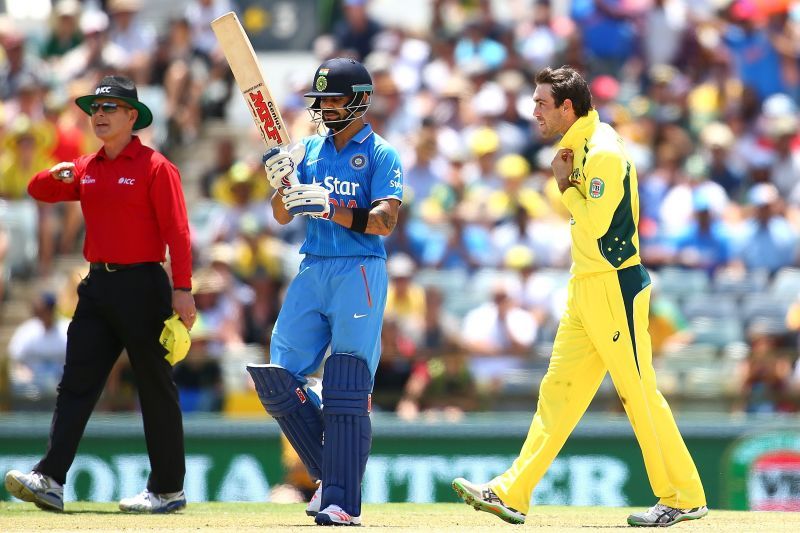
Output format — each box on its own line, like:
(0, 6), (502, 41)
(393, 168), (402, 180)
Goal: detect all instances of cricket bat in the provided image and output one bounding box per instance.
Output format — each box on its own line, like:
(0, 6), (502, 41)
(211, 12), (299, 184)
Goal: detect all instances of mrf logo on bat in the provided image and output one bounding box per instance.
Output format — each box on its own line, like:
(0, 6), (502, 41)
(247, 84), (284, 144)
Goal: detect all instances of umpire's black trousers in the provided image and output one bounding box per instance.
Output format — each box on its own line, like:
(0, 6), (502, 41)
(36, 263), (185, 493)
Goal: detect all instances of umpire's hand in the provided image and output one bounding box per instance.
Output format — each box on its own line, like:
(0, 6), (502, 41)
(173, 290), (197, 330)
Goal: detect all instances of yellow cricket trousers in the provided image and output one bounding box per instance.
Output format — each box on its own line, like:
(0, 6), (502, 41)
(491, 264), (706, 514)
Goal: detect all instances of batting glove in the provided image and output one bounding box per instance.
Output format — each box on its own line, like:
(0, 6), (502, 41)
(264, 143), (306, 191)
(282, 184), (334, 219)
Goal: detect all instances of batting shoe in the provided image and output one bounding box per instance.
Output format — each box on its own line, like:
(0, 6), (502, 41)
(119, 489), (187, 513)
(314, 504), (361, 526)
(451, 477), (525, 525)
(306, 484), (322, 517)
(5, 470), (64, 512)
(627, 503), (708, 527)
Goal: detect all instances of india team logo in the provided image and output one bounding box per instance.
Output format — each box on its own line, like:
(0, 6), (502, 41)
(315, 76), (327, 91)
(589, 177), (605, 198)
(350, 154), (367, 170)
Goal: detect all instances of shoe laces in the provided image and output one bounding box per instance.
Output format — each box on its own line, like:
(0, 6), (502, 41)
(481, 487), (522, 514)
(30, 472), (60, 491)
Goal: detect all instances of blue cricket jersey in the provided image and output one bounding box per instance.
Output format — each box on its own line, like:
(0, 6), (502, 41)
(295, 124), (403, 258)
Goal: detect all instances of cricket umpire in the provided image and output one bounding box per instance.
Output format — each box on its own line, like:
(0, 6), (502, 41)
(452, 66), (708, 527)
(4, 75), (195, 514)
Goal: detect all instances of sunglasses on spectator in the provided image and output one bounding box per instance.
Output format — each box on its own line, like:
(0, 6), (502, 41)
(89, 102), (133, 114)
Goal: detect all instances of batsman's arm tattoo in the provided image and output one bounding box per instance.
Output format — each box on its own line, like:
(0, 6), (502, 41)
(366, 199), (400, 236)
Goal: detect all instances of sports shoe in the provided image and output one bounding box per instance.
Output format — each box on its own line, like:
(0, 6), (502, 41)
(5, 470), (64, 512)
(451, 477), (525, 525)
(314, 504), (361, 526)
(119, 489), (187, 513)
(627, 503), (708, 527)
(306, 484), (322, 517)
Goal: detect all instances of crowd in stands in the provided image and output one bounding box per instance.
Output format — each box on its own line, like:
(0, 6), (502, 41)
(3, 0), (800, 417)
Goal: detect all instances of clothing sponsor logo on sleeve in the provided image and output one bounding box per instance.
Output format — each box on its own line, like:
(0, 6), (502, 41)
(118, 177), (135, 185)
(350, 154), (367, 170)
(294, 387), (307, 404)
(589, 177), (604, 198)
(390, 167), (403, 190)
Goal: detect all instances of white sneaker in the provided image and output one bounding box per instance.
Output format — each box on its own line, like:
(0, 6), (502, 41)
(627, 503), (708, 527)
(451, 477), (526, 525)
(4, 470), (64, 512)
(119, 489), (187, 513)
(306, 484), (321, 517)
(314, 504), (361, 526)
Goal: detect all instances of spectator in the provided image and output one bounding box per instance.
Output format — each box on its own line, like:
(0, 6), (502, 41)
(767, 115), (800, 198)
(241, 269), (282, 347)
(200, 137), (236, 199)
(647, 275), (691, 357)
(373, 314), (417, 412)
(383, 202), (431, 266)
(454, 20), (507, 72)
(734, 319), (794, 413)
(385, 253), (426, 341)
(670, 193), (732, 275)
(731, 183), (797, 274)
(0, 31), (44, 100)
(570, 0), (638, 76)
(173, 318), (223, 413)
(0, 116), (55, 200)
(192, 267), (243, 357)
(397, 351), (479, 421)
(700, 121), (745, 200)
(515, 0), (557, 71)
(460, 279), (537, 391)
(333, 0), (383, 60)
(184, 0), (234, 56)
(724, 0), (787, 100)
(55, 10), (128, 83)
(151, 16), (211, 148)
(107, 0), (156, 85)
(8, 292), (69, 400)
(41, 0), (83, 60)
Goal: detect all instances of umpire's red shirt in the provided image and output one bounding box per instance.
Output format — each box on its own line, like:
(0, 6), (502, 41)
(28, 136), (192, 289)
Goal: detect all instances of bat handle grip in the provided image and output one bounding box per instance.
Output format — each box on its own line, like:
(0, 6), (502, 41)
(262, 147), (280, 164)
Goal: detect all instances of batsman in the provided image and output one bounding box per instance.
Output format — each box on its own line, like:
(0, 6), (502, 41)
(452, 66), (708, 528)
(247, 57), (402, 526)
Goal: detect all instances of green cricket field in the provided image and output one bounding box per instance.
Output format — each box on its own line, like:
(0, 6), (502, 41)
(1, 502), (799, 531)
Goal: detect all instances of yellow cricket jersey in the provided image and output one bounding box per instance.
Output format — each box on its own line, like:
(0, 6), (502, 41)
(559, 109), (641, 276)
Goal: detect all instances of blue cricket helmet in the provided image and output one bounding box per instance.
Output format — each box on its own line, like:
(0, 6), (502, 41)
(304, 57), (373, 98)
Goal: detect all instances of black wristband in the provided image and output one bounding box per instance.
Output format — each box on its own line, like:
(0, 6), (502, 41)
(349, 208), (369, 233)
(174, 287), (192, 292)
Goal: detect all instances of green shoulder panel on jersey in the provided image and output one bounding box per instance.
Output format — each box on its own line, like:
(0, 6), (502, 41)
(597, 162), (636, 268)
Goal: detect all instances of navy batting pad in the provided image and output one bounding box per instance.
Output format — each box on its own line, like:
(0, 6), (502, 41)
(320, 354), (372, 517)
(247, 364), (323, 480)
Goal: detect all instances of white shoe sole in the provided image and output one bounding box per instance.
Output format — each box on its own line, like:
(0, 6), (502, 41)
(627, 506), (708, 527)
(4, 472), (63, 512)
(451, 479), (524, 525)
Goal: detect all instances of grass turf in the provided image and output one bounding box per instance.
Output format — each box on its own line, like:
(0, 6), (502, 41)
(1, 502), (799, 531)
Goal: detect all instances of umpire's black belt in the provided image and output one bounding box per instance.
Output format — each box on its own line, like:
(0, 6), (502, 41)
(90, 262), (159, 272)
